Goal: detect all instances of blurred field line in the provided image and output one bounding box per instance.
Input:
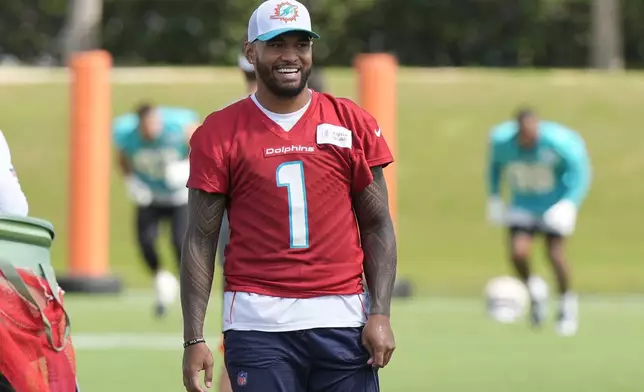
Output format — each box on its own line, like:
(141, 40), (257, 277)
(69, 292), (644, 351)
(64, 290), (644, 305)
(71, 333), (208, 350)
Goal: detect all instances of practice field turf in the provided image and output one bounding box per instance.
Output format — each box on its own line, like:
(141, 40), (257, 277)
(66, 291), (643, 392)
(1, 67), (643, 391)
(1, 67), (642, 295)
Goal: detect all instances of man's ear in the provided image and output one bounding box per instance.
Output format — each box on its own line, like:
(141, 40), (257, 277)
(244, 42), (254, 65)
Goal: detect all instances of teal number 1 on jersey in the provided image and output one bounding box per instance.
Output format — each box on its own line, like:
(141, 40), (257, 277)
(276, 161), (309, 249)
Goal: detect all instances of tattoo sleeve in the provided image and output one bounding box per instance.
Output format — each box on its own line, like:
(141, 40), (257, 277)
(353, 166), (398, 317)
(180, 188), (227, 341)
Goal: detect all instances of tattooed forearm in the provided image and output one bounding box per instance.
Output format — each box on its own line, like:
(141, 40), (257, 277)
(353, 166), (397, 317)
(180, 189), (227, 341)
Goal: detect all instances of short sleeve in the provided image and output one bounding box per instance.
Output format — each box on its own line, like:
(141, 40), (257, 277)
(186, 121), (229, 195)
(160, 108), (200, 136)
(112, 114), (137, 150)
(187, 110), (201, 124)
(0, 131), (28, 216)
(0, 131), (12, 168)
(488, 130), (500, 163)
(350, 108), (394, 193)
(173, 108), (200, 125)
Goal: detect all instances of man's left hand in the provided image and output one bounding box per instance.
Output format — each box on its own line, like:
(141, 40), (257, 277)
(362, 314), (396, 369)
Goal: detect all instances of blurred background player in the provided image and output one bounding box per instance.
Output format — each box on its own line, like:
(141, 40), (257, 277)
(0, 130), (29, 216)
(237, 53), (258, 95)
(486, 108), (591, 336)
(112, 103), (200, 317)
(307, 66), (326, 92)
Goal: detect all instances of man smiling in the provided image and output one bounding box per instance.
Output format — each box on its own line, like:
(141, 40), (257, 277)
(180, 1), (398, 392)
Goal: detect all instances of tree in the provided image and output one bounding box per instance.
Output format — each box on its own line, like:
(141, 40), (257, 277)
(59, 0), (103, 62)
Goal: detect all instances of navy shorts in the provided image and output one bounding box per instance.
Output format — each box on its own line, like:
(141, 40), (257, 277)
(224, 327), (379, 392)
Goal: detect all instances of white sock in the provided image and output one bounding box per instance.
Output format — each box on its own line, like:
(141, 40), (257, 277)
(527, 276), (548, 301)
(560, 291), (578, 318)
(155, 270), (179, 307)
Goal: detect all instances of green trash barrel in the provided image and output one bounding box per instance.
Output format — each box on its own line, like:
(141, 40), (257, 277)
(0, 215), (122, 294)
(0, 215), (57, 281)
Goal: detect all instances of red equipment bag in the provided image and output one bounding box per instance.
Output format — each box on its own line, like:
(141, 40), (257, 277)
(0, 261), (78, 392)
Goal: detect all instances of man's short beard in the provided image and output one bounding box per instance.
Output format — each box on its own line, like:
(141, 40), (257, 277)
(256, 63), (312, 98)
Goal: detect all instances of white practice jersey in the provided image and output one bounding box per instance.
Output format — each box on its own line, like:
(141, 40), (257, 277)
(0, 131), (29, 216)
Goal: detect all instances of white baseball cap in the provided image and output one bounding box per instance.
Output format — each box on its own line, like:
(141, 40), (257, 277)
(247, 0), (320, 43)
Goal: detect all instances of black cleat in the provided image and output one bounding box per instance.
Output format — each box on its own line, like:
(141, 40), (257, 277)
(529, 298), (546, 328)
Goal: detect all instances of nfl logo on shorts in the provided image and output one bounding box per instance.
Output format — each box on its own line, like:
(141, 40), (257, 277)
(237, 371), (248, 387)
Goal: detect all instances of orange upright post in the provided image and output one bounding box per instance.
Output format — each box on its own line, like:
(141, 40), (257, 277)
(354, 53), (398, 229)
(57, 50), (121, 293)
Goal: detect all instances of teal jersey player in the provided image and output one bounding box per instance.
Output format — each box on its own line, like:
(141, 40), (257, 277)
(487, 120), (591, 216)
(113, 105), (198, 204)
(485, 109), (592, 338)
(113, 103), (199, 319)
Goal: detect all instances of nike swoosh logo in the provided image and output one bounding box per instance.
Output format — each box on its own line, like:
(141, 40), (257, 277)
(375, 128), (381, 137)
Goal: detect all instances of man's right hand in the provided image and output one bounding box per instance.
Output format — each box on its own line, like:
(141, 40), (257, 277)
(182, 343), (215, 392)
(362, 314), (396, 369)
(125, 175), (153, 206)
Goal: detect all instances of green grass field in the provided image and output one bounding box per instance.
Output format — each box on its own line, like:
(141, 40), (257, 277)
(1, 67), (642, 294)
(1, 67), (643, 391)
(66, 293), (644, 392)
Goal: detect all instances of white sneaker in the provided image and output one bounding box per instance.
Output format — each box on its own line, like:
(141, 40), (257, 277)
(556, 292), (579, 336)
(527, 276), (549, 328)
(154, 270), (179, 318)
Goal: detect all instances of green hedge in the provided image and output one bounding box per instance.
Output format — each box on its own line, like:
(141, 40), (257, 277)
(2, 0), (644, 67)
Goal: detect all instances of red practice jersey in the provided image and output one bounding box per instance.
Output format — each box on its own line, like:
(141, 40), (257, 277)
(187, 92), (393, 298)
